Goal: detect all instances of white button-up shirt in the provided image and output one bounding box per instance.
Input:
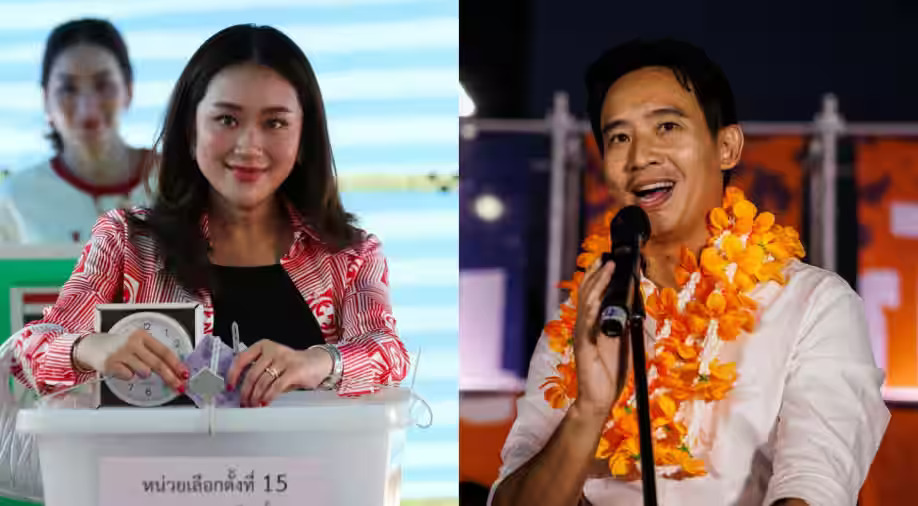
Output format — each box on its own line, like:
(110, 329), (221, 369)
(490, 260), (890, 506)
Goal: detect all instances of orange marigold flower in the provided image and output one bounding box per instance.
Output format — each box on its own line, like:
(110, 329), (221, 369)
(655, 445), (681, 468)
(653, 350), (678, 377)
(596, 431), (615, 460)
(705, 291), (726, 314)
(559, 272), (587, 306)
(609, 454), (635, 478)
(724, 289), (758, 312)
(717, 311), (755, 341)
(723, 186), (745, 209)
(615, 409), (639, 436)
(646, 287), (679, 321)
(699, 247), (729, 285)
(675, 337), (699, 360)
(731, 200), (757, 236)
(650, 393), (678, 427)
(752, 211), (775, 233)
(541, 362), (578, 408)
(607, 436), (640, 477)
(707, 207), (731, 236)
(709, 360), (736, 381)
(675, 247), (699, 286)
(681, 458), (708, 476)
(544, 319), (573, 353)
(756, 260), (787, 285)
(748, 230), (790, 262)
(694, 361), (737, 401)
(655, 440), (708, 479)
(721, 235), (764, 293)
(685, 291), (755, 342)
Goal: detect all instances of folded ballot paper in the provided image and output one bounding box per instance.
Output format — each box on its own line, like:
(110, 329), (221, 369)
(182, 333), (251, 408)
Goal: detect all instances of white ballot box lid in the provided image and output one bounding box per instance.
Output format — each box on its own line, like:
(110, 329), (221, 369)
(17, 388), (417, 436)
(0, 244), (83, 259)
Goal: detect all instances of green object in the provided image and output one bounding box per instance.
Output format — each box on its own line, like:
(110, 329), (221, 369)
(0, 256), (77, 341)
(0, 254), (76, 506)
(0, 498), (39, 505)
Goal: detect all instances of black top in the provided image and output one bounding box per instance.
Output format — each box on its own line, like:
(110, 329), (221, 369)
(211, 264), (325, 350)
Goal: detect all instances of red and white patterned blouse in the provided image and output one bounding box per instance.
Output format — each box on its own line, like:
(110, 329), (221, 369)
(10, 205), (409, 396)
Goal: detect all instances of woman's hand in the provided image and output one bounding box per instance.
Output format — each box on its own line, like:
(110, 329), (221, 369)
(73, 330), (190, 393)
(225, 339), (333, 407)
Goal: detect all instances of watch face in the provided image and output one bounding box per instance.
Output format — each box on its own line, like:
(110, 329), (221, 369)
(103, 312), (194, 407)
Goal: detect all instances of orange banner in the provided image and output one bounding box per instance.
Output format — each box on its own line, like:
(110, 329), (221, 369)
(730, 136), (806, 233)
(856, 138), (918, 391)
(855, 137), (918, 506)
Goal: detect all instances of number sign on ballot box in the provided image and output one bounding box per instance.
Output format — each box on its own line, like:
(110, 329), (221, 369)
(99, 457), (326, 506)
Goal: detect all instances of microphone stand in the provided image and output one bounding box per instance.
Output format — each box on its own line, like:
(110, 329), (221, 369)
(626, 256), (658, 506)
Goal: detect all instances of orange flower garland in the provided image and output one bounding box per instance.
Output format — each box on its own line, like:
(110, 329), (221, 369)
(541, 187), (805, 480)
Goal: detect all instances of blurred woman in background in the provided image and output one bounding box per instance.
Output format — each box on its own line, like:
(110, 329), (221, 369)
(0, 18), (154, 244)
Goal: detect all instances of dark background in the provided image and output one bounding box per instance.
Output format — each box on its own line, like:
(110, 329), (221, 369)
(461, 0), (918, 121)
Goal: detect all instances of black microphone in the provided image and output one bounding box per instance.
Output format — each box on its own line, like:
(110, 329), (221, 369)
(598, 205), (651, 337)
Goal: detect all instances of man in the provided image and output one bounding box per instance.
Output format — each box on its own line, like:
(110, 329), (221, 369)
(489, 39), (889, 506)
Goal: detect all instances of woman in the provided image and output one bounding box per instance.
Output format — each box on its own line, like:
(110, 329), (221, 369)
(0, 18), (154, 244)
(10, 24), (409, 406)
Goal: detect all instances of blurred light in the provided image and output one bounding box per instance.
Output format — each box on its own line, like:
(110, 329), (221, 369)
(460, 82), (476, 117)
(474, 193), (504, 222)
(460, 122), (478, 140)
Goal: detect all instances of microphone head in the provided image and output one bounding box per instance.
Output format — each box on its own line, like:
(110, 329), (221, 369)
(610, 205), (651, 245)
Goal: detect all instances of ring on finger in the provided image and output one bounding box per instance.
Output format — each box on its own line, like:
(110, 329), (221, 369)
(264, 366), (280, 379)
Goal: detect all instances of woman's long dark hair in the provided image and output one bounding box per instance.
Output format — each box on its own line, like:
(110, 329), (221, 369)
(128, 24), (358, 293)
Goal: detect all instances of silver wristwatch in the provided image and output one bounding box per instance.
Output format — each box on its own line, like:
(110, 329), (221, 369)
(310, 344), (342, 390)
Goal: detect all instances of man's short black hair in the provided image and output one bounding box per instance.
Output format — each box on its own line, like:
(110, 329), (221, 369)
(586, 39), (738, 149)
(585, 38), (738, 157)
